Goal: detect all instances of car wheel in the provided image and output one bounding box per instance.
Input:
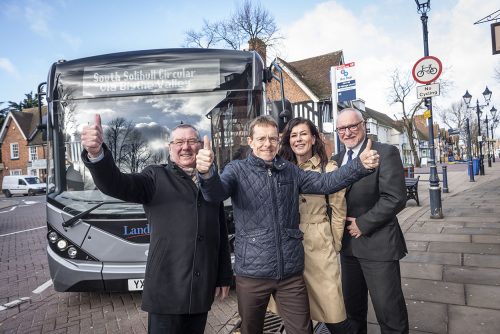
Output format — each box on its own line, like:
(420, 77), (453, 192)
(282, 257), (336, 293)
(28, 189), (35, 196)
(4, 189), (12, 198)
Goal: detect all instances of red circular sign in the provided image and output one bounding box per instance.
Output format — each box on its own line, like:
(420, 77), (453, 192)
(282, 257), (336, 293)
(412, 56), (443, 84)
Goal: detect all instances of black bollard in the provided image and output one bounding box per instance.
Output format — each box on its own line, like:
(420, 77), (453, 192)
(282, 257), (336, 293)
(442, 165), (449, 193)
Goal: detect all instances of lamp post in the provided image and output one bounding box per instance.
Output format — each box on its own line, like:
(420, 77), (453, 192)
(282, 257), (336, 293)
(415, 0), (442, 218)
(465, 118), (474, 182)
(491, 106), (498, 163)
(462, 87), (492, 176)
(485, 115), (491, 167)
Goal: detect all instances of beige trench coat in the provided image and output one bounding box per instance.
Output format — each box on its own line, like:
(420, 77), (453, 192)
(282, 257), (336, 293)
(269, 155), (347, 323)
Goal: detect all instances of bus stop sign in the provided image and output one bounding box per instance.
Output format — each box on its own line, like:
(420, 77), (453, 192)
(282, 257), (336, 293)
(412, 56), (442, 84)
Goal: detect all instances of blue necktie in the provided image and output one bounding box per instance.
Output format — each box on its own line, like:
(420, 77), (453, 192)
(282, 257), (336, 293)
(347, 149), (353, 162)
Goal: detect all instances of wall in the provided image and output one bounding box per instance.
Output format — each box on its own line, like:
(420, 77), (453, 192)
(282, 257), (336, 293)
(0, 118), (29, 186)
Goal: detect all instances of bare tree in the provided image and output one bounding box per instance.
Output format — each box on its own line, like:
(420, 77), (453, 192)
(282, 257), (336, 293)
(184, 0), (282, 51)
(104, 117), (135, 168)
(123, 129), (151, 173)
(388, 69), (424, 167)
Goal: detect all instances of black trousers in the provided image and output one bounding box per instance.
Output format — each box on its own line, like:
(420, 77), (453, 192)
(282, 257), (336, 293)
(147, 312), (208, 334)
(340, 255), (408, 334)
(236, 275), (312, 334)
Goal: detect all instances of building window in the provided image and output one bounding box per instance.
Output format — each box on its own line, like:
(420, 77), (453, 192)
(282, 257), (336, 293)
(29, 147), (37, 161)
(10, 169), (22, 176)
(10, 143), (19, 159)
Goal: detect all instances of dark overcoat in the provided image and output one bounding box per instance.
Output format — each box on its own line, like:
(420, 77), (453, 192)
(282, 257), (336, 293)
(82, 146), (232, 314)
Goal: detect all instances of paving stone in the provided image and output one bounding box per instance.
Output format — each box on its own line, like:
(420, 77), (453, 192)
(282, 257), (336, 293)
(464, 253), (500, 268)
(428, 242), (500, 254)
(402, 278), (465, 305)
(465, 222), (500, 228)
(433, 216), (500, 224)
(472, 235), (500, 244)
(402, 251), (461, 265)
(406, 300), (447, 333)
(442, 227), (500, 235)
(465, 284), (500, 310)
(401, 262), (443, 280)
(405, 233), (470, 242)
(406, 241), (429, 252)
(443, 266), (500, 285)
(408, 226), (444, 233)
(448, 305), (500, 334)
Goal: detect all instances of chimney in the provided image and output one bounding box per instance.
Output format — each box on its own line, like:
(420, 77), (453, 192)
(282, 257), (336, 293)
(248, 38), (267, 66)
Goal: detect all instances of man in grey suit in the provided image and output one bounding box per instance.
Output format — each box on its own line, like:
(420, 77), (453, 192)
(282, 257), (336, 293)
(333, 108), (409, 334)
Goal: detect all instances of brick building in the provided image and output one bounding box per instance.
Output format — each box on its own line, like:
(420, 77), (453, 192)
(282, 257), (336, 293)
(0, 107), (48, 186)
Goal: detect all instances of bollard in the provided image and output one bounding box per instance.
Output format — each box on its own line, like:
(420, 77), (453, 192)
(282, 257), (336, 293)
(442, 165), (449, 193)
(408, 166), (413, 178)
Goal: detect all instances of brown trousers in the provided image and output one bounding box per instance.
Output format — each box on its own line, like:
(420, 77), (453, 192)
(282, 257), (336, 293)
(236, 274), (312, 334)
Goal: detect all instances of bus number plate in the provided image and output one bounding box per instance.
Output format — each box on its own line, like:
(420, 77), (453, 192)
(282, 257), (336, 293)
(128, 279), (144, 291)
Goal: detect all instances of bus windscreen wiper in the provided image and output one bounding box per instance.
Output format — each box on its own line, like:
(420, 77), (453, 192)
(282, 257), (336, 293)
(62, 201), (122, 228)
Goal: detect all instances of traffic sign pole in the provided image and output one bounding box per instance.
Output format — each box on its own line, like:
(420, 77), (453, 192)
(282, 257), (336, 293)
(415, 18), (443, 219)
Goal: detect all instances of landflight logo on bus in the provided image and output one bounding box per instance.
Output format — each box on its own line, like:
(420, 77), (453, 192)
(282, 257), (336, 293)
(123, 224), (150, 239)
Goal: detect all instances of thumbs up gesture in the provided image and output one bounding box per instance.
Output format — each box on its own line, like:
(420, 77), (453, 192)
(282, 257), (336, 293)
(81, 114), (104, 158)
(196, 135), (214, 174)
(358, 139), (380, 169)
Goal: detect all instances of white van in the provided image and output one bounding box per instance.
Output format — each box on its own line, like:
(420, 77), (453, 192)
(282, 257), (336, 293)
(2, 175), (47, 197)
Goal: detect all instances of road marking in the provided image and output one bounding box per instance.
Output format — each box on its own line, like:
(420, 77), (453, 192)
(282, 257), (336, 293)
(32, 280), (53, 294)
(0, 226), (46, 238)
(0, 207), (16, 213)
(0, 297), (30, 311)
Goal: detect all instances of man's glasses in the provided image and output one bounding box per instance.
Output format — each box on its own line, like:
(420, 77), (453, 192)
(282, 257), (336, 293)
(335, 120), (364, 134)
(254, 136), (279, 145)
(169, 138), (201, 147)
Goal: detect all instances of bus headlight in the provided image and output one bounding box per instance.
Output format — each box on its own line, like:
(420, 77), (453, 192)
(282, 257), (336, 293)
(48, 232), (58, 243)
(57, 239), (68, 250)
(67, 247), (78, 259)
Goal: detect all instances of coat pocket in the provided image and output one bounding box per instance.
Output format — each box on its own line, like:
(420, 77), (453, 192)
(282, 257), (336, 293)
(282, 228), (305, 274)
(145, 238), (168, 279)
(239, 228), (276, 272)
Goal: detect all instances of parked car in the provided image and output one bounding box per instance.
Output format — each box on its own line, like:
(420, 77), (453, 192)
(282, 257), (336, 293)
(2, 175), (47, 197)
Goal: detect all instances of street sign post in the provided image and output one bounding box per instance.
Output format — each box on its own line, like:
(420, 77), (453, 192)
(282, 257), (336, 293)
(412, 56), (443, 84)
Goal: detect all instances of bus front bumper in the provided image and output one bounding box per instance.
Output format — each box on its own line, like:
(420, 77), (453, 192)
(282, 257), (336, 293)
(47, 246), (146, 292)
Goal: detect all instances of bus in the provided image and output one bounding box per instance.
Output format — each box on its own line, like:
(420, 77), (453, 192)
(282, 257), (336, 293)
(43, 48), (287, 292)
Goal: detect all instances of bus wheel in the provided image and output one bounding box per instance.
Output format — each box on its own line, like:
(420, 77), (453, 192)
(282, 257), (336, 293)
(4, 190), (12, 198)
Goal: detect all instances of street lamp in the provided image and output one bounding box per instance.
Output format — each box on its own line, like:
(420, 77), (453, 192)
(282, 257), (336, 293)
(485, 114), (491, 167)
(462, 87), (492, 175)
(415, 0), (442, 218)
(491, 106), (498, 163)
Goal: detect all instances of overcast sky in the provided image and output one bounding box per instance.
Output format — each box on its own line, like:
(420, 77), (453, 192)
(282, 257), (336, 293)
(1, 0), (499, 134)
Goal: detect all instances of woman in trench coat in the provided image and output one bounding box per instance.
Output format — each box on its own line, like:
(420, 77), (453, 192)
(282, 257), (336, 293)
(277, 117), (351, 333)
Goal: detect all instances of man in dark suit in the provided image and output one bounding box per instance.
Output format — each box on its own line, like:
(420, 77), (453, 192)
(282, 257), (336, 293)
(333, 108), (409, 334)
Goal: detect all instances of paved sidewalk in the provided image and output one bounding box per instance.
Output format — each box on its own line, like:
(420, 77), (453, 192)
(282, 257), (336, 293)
(383, 161), (500, 334)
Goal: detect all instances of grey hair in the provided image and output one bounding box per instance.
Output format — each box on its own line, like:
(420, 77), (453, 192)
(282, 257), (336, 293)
(170, 123), (201, 140)
(338, 108), (364, 121)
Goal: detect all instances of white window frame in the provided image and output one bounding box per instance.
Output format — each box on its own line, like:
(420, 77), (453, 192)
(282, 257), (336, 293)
(29, 146), (37, 161)
(10, 169), (22, 176)
(10, 143), (19, 159)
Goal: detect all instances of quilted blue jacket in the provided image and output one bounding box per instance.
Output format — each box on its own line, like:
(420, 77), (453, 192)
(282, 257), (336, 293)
(199, 153), (371, 279)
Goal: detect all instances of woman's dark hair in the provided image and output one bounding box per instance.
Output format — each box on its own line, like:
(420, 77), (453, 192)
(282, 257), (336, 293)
(278, 117), (329, 167)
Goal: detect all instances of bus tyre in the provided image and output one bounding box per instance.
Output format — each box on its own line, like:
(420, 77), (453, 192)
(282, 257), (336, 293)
(4, 189), (12, 198)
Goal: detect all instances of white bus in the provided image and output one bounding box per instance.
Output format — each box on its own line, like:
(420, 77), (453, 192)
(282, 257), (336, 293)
(42, 48), (288, 291)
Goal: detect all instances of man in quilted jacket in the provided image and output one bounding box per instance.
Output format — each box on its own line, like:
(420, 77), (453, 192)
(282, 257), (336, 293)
(196, 115), (380, 334)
